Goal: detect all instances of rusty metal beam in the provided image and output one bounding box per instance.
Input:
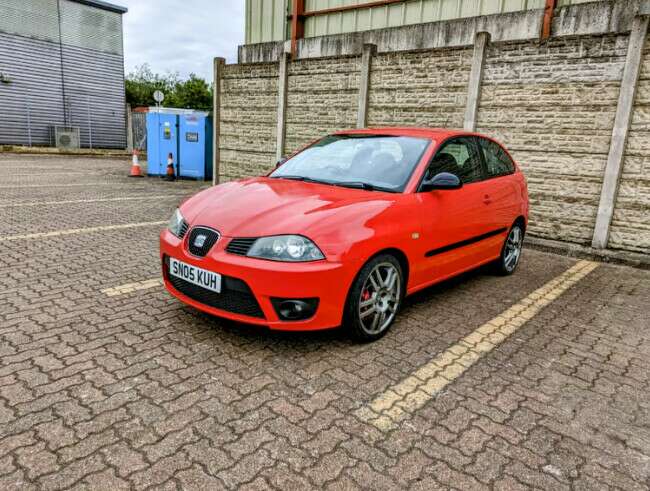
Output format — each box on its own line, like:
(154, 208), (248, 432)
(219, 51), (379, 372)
(541, 0), (557, 40)
(290, 0), (305, 59)
(301, 0), (408, 17)
(288, 0), (409, 57)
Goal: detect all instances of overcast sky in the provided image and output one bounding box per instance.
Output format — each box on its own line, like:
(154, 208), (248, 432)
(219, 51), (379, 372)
(118, 1), (245, 81)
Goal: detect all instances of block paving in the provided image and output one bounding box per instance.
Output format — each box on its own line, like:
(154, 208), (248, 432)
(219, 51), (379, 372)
(1, 154), (649, 490)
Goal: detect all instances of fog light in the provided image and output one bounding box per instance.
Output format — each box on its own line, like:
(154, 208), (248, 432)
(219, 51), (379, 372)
(271, 298), (319, 321)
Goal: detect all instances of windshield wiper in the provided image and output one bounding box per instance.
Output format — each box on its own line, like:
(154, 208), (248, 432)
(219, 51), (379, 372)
(275, 176), (397, 193)
(274, 175), (330, 185)
(334, 181), (397, 193)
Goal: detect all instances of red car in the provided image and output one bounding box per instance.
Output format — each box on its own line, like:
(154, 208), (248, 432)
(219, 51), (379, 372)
(160, 128), (528, 341)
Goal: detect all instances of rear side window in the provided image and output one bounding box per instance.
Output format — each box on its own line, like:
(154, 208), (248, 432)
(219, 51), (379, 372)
(479, 138), (515, 177)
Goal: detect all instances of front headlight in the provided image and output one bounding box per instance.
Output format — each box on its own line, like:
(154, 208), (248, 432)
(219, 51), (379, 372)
(247, 235), (325, 262)
(168, 208), (186, 238)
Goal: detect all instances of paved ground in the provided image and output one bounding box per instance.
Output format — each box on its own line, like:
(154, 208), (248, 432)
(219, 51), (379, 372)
(1, 154), (649, 490)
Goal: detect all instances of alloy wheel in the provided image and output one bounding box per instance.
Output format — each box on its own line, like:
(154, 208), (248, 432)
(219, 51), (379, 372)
(504, 226), (523, 272)
(358, 262), (401, 335)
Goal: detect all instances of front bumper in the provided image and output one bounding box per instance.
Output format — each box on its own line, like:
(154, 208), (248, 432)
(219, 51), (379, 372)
(160, 229), (361, 331)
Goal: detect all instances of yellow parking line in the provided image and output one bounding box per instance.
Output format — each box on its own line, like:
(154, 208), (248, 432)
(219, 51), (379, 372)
(0, 195), (188, 208)
(101, 278), (163, 297)
(355, 260), (599, 431)
(0, 221), (166, 242)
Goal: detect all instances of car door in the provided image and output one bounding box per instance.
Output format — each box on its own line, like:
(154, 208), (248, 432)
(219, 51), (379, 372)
(415, 137), (496, 285)
(476, 136), (519, 257)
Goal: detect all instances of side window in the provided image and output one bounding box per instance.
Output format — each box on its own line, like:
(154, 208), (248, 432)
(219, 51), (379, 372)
(479, 138), (515, 177)
(427, 137), (484, 184)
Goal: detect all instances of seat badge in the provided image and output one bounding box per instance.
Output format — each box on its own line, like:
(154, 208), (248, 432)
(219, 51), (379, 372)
(194, 234), (207, 248)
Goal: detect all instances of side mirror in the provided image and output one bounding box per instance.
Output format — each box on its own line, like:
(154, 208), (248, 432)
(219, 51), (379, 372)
(421, 172), (462, 192)
(275, 157), (287, 169)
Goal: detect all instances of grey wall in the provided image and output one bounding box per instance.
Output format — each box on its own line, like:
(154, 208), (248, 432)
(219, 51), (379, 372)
(0, 0), (126, 149)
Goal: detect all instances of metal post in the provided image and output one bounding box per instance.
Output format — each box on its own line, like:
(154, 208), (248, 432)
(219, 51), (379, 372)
(276, 51), (290, 162)
(464, 32), (489, 132)
(592, 15), (649, 249)
(357, 44), (376, 129)
(126, 104), (134, 152)
(212, 57), (226, 186)
(87, 95), (93, 149)
(25, 97), (32, 147)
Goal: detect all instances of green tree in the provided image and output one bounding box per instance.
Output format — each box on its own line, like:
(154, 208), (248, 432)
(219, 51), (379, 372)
(125, 64), (212, 110)
(173, 75), (213, 111)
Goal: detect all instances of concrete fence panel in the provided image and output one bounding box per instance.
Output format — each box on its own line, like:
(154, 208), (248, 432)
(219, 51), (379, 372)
(219, 62), (279, 182)
(476, 34), (629, 244)
(285, 55), (361, 155)
(367, 47), (471, 129)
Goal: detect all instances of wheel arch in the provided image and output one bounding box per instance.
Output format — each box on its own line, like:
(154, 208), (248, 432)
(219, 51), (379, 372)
(365, 247), (410, 289)
(513, 215), (527, 234)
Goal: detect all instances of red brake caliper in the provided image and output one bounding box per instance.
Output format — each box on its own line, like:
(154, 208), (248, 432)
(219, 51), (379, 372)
(362, 289), (371, 302)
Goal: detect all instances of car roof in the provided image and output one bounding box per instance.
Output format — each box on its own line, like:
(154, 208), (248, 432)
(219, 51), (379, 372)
(334, 127), (484, 140)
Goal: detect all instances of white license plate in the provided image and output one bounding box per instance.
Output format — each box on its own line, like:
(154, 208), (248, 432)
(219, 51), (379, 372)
(169, 257), (221, 293)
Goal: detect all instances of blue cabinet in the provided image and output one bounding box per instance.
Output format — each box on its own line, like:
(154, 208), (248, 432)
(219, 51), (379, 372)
(179, 113), (213, 180)
(146, 112), (178, 176)
(146, 109), (212, 180)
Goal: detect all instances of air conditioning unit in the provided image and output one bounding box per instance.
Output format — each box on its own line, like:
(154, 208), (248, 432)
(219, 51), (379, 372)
(49, 126), (80, 150)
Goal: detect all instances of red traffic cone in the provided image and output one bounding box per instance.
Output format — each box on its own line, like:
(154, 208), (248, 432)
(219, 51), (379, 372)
(129, 150), (144, 177)
(165, 153), (176, 181)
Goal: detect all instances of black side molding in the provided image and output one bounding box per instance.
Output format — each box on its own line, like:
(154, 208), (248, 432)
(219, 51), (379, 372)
(425, 227), (508, 258)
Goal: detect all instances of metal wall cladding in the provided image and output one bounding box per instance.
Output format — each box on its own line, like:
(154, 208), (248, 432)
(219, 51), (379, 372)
(60, 43), (126, 148)
(0, 0), (60, 43)
(0, 32), (66, 146)
(0, 32), (126, 148)
(0, 0), (123, 54)
(246, 0), (288, 44)
(60, 0), (123, 55)
(245, 0), (601, 43)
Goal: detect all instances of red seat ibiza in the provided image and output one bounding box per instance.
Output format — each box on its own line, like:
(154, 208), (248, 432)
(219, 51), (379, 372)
(160, 128), (529, 341)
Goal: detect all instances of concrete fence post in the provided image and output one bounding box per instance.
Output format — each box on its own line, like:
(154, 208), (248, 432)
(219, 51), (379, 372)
(212, 57), (225, 186)
(464, 32), (490, 132)
(592, 15), (649, 249)
(276, 51), (290, 162)
(357, 44), (377, 129)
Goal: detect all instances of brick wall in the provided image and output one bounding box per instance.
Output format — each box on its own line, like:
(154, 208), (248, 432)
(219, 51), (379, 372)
(608, 35), (650, 253)
(219, 31), (649, 254)
(219, 63), (278, 182)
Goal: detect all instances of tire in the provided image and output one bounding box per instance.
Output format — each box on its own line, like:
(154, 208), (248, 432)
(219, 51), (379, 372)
(494, 222), (524, 276)
(344, 254), (404, 342)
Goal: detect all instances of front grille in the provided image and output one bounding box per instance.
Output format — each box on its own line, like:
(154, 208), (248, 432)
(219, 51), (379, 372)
(178, 220), (189, 239)
(164, 256), (265, 318)
(187, 227), (220, 257)
(226, 237), (258, 256)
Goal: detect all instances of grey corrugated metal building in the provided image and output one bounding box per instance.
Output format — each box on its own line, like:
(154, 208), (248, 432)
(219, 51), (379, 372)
(0, 0), (128, 149)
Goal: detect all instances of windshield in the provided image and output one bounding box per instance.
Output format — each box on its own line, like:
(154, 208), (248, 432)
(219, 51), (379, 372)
(270, 134), (431, 192)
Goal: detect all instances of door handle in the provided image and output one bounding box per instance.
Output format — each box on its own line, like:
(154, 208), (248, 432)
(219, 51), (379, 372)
(483, 194), (492, 205)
